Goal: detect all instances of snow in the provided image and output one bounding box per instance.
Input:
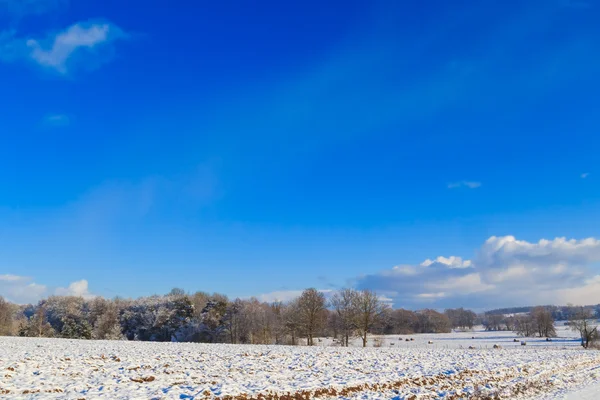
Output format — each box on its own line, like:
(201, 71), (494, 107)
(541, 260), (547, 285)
(1, 325), (599, 399)
(313, 323), (585, 350)
(558, 381), (600, 399)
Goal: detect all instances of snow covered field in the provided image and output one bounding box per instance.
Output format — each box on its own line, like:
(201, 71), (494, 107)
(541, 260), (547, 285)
(2, 326), (600, 399)
(313, 323), (586, 350)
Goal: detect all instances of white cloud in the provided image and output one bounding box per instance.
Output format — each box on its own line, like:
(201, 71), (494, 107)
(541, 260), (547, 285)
(0, 21), (127, 74)
(0, 274), (27, 282)
(256, 289), (334, 303)
(417, 292), (446, 299)
(429, 273), (494, 295)
(581, 172), (590, 179)
(357, 235), (600, 309)
(554, 275), (600, 305)
(486, 265), (528, 283)
(55, 279), (95, 299)
(0, 275), (95, 303)
(478, 236), (600, 268)
(378, 294), (394, 305)
(256, 290), (304, 303)
(391, 265), (419, 275)
(27, 22), (127, 73)
(0, 275), (47, 304)
(447, 181), (481, 189)
(420, 256), (472, 268)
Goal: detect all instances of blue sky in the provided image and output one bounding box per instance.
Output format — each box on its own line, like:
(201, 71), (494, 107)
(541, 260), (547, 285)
(1, 0), (599, 309)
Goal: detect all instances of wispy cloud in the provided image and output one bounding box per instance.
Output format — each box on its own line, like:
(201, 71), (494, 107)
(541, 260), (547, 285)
(43, 113), (70, 126)
(256, 289), (334, 303)
(447, 181), (481, 189)
(0, 21), (127, 74)
(581, 172), (590, 179)
(0, 274), (28, 282)
(0, 30), (25, 61)
(27, 22), (127, 73)
(0, 0), (67, 19)
(560, 0), (592, 9)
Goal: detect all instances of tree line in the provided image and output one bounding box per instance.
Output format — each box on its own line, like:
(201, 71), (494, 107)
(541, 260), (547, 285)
(0, 288), (468, 345)
(485, 304), (600, 322)
(2, 290), (596, 348)
(482, 305), (599, 348)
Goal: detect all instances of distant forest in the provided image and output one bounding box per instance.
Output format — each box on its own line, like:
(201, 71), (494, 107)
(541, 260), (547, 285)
(0, 289), (598, 348)
(485, 305), (600, 320)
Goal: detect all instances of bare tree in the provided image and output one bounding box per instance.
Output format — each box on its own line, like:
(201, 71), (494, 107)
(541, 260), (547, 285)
(483, 314), (505, 331)
(223, 298), (244, 344)
(445, 308), (477, 330)
(390, 308), (418, 334)
(270, 301), (286, 344)
(256, 301), (275, 344)
(0, 297), (13, 336)
(531, 306), (556, 338)
(169, 288), (186, 296)
(414, 309), (451, 333)
(504, 315), (515, 331)
(283, 300), (301, 345)
(330, 288), (357, 347)
(514, 314), (536, 337)
(570, 307), (598, 349)
(353, 290), (387, 347)
(297, 288), (326, 346)
(242, 298), (273, 344)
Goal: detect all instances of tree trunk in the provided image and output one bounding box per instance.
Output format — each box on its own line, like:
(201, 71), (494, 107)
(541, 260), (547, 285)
(362, 333), (367, 348)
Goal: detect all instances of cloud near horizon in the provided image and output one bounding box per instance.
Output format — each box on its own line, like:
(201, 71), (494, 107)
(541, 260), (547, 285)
(54, 279), (95, 299)
(356, 236), (600, 310)
(0, 275), (94, 304)
(4, 236), (600, 311)
(256, 289), (335, 303)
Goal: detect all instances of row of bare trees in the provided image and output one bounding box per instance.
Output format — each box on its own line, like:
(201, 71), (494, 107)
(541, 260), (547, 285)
(0, 289), (389, 346)
(3, 291), (596, 348)
(514, 306), (557, 338)
(444, 308), (477, 330)
(484, 306), (598, 348)
(0, 288), (457, 346)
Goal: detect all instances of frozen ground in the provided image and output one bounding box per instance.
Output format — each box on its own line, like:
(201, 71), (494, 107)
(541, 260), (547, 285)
(1, 325), (599, 399)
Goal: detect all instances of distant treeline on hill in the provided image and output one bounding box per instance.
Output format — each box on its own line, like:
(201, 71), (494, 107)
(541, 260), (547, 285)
(485, 304), (600, 321)
(485, 306), (533, 315)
